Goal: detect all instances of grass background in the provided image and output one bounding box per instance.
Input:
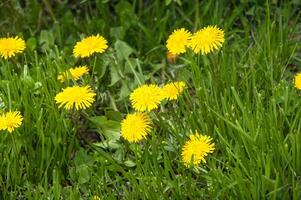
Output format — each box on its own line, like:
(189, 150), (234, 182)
(0, 0), (301, 199)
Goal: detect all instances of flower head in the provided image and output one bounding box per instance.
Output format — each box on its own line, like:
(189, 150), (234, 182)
(73, 34), (108, 58)
(189, 25), (224, 54)
(0, 36), (26, 59)
(58, 66), (89, 82)
(3, 111), (23, 133)
(55, 85), (96, 110)
(166, 28), (191, 55)
(166, 50), (178, 63)
(162, 81), (186, 100)
(0, 114), (6, 131)
(181, 131), (215, 167)
(130, 84), (163, 112)
(294, 72), (301, 90)
(92, 196), (101, 200)
(121, 113), (151, 142)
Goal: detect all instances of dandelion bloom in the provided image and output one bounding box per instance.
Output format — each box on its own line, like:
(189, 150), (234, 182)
(58, 66), (89, 82)
(166, 50), (178, 63)
(93, 196), (101, 200)
(181, 131), (215, 167)
(73, 34), (108, 58)
(130, 84), (163, 112)
(166, 28), (191, 55)
(0, 114), (6, 131)
(294, 72), (301, 90)
(3, 111), (23, 133)
(55, 85), (96, 110)
(162, 81), (186, 100)
(121, 112), (151, 142)
(190, 25), (224, 55)
(0, 36), (26, 59)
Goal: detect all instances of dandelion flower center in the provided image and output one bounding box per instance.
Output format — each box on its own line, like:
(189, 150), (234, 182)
(73, 34), (108, 58)
(162, 81), (186, 100)
(181, 131), (215, 167)
(55, 85), (96, 110)
(190, 25), (224, 55)
(294, 72), (301, 90)
(130, 84), (163, 112)
(121, 113), (151, 142)
(166, 28), (191, 55)
(0, 36), (26, 59)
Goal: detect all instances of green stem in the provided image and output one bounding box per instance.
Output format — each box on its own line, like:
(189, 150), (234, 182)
(6, 83), (11, 110)
(10, 133), (19, 161)
(126, 57), (142, 85)
(92, 56), (97, 78)
(189, 52), (201, 89)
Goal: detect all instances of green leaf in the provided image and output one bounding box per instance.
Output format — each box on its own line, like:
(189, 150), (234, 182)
(110, 26), (125, 40)
(74, 149), (94, 167)
(165, 0), (172, 6)
(124, 160), (136, 167)
(77, 165), (90, 184)
(109, 64), (121, 86)
(93, 140), (122, 150)
(118, 82), (131, 101)
(89, 116), (121, 141)
(26, 37), (37, 51)
(114, 40), (134, 60)
(106, 110), (123, 122)
(39, 30), (54, 51)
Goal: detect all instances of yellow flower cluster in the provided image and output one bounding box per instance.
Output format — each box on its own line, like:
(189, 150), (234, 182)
(122, 81), (215, 167)
(121, 81), (186, 143)
(166, 25), (225, 56)
(57, 66), (89, 83)
(54, 34), (108, 111)
(5, 29), (301, 169)
(0, 111), (23, 133)
(0, 33), (216, 168)
(130, 81), (186, 112)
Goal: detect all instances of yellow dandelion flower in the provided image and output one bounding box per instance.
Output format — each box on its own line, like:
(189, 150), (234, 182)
(0, 36), (26, 59)
(181, 131), (215, 167)
(130, 84), (163, 112)
(166, 50), (178, 63)
(189, 25), (224, 54)
(73, 34), (108, 58)
(166, 28), (191, 55)
(58, 66), (89, 82)
(0, 114), (6, 131)
(294, 72), (301, 90)
(55, 85), (96, 110)
(92, 196), (101, 200)
(121, 112), (151, 142)
(162, 81), (186, 100)
(3, 111), (23, 133)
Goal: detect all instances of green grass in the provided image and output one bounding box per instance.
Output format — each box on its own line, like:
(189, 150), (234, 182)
(0, 0), (301, 199)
